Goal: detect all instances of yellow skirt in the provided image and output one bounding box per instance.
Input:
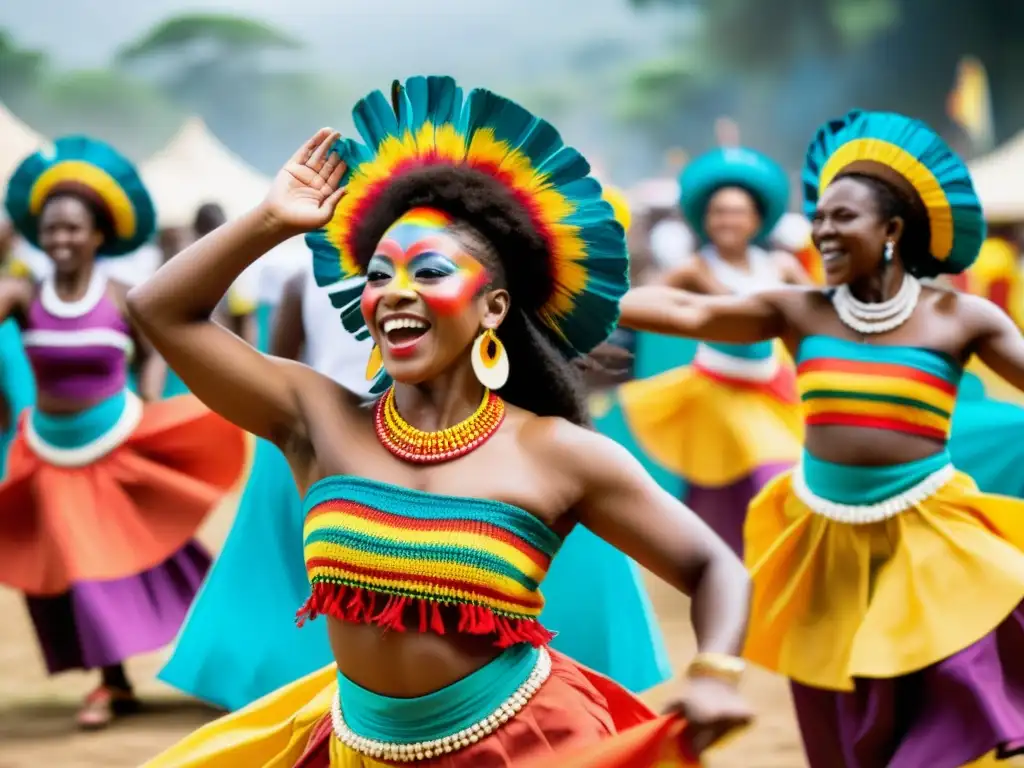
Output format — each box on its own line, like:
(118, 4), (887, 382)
(743, 469), (1024, 691)
(618, 364), (803, 487)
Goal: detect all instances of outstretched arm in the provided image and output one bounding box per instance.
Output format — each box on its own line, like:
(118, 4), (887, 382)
(966, 293), (1024, 392)
(618, 284), (791, 343)
(126, 128), (347, 442)
(549, 423), (753, 754)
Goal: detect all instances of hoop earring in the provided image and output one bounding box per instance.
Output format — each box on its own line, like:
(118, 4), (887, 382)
(883, 239), (895, 264)
(365, 344), (383, 380)
(471, 328), (509, 390)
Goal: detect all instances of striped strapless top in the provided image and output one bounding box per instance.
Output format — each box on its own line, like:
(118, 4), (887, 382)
(796, 335), (961, 441)
(297, 476), (562, 647)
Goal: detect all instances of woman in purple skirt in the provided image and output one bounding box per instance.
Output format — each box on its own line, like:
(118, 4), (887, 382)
(0, 136), (247, 729)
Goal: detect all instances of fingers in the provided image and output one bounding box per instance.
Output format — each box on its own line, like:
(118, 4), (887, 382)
(326, 157), (347, 189)
(319, 185), (348, 215)
(307, 130), (342, 173)
(289, 128), (332, 165)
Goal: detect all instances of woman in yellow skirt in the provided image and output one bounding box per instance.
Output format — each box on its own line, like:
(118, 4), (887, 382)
(614, 146), (809, 555)
(619, 109), (1024, 767)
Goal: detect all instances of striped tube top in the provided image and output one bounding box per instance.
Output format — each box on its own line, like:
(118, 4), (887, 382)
(796, 335), (960, 441)
(297, 476), (563, 647)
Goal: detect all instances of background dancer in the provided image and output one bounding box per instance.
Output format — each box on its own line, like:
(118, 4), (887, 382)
(619, 109), (1024, 768)
(134, 76), (752, 766)
(614, 147), (810, 555)
(0, 136), (248, 729)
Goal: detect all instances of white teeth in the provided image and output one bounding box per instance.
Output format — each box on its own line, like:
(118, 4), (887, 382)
(381, 317), (429, 334)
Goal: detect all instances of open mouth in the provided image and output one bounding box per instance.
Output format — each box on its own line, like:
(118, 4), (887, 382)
(380, 316), (431, 354)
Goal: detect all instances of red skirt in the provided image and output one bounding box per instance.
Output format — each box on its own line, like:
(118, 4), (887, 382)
(0, 394), (247, 596)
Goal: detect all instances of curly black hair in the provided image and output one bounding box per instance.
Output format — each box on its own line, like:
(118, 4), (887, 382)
(352, 164), (589, 426)
(837, 171), (935, 278)
(42, 184), (117, 248)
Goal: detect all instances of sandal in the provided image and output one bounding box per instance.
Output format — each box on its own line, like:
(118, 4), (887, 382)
(76, 686), (141, 730)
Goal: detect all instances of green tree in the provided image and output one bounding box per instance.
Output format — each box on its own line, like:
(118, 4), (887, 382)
(0, 29), (48, 111)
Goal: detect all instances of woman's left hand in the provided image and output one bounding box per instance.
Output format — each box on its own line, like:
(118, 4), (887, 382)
(663, 677), (754, 757)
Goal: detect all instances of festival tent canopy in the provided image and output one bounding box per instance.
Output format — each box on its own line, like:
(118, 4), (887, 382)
(140, 117), (271, 230)
(969, 130), (1024, 223)
(0, 101), (48, 189)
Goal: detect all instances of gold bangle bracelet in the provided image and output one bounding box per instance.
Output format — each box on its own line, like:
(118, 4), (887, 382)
(686, 652), (746, 686)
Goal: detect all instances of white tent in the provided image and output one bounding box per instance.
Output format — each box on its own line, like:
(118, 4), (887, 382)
(0, 101), (48, 188)
(140, 117), (271, 230)
(969, 131), (1024, 223)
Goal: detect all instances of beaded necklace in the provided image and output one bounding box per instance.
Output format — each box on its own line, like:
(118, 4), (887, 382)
(374, 386), (506, 464)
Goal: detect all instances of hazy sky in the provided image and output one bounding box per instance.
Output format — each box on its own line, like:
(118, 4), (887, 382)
(1, 0), (679, 82)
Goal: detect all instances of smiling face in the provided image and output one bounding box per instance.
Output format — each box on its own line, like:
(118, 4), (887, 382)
(812, 175), (901, 286)
(38, 194), (105, 276)
(360, 207), (506, 383)
(704, 186), (762, 251)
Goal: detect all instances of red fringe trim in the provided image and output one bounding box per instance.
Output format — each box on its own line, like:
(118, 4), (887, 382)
(295, 582), (554, 648)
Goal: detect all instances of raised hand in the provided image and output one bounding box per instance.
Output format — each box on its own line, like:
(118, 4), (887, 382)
(260, 128), (347, 234)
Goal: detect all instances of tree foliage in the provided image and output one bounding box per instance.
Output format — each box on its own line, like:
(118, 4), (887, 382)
(117, 13), (300, 63)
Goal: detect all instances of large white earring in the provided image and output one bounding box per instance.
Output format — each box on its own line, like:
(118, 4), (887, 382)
(471, 328), (509, 390)
(883, 239), (895, 264)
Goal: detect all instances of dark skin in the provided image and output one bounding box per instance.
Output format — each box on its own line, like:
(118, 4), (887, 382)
(662, 186), (811, 294)
(269, 270), (306, 361)
(0, 196), (162, 411)
(127, 128), (753, 756)
(0, 195), (160, 724)
(620, 175), (1024, 466)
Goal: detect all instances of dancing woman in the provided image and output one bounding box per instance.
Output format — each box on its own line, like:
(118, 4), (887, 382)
(615, 147), (809, 555)
(0, 136), (248, 729)
(135, 76), (752, 766)
(620, 109), (1024, 767)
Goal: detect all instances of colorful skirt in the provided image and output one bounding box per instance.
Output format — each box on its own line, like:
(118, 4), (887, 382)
(160, 437), (670, 710)
(744, 450), (1024, 767)
(143, 645), (696, 768)
(0, 389), (247, 672)
(614, 341), (803, 556)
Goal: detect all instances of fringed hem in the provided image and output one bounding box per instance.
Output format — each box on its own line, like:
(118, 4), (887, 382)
(296, 582), (555, 647)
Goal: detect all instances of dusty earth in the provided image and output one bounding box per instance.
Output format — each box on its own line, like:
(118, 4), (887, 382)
(0, 490), (807, 767)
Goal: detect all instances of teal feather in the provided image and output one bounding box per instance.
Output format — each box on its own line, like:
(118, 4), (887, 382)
(305, 75), (628, 360)
(802, 109), (985, 276)
(679, 146), (789, 245)
(5, 135), (155, 258)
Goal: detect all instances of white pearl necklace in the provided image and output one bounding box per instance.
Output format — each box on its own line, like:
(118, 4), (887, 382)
(832, 274), (921, 334)
(330, 647), (552, 762)
(792, 462), (954, 524)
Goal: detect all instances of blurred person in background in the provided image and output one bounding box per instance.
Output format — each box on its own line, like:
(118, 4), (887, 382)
(0, 216), (34, 477)
(0, 137), (248, 729)
(611, 147), (810, 556)
(198, 202), (260, 349)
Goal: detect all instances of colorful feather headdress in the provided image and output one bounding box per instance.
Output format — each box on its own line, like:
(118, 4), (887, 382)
(306, 75), (629, 392)
(5, 136), (155, 257)
(803, 110), (986, 276)
(678, 146), (790, 243)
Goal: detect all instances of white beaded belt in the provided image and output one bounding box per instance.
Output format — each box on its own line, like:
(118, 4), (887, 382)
(693, 343), (779, 382)
(331, 646), (552, 762)
(792, 462), (956, 524)
(25, 391), (143, 468)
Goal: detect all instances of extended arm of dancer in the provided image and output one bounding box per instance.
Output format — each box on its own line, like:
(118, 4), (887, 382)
(127, 129), (346, 441)
(618, 284), (794, 343)
(552, 423), (753, 751)
(967, 293), (1024, 391)
(0, 277), (32, 325)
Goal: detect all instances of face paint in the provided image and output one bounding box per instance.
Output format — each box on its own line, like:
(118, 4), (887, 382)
(360, 207), (491, 322)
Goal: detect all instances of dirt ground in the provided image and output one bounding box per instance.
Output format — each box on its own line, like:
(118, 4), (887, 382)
(0, 492), (803, 768)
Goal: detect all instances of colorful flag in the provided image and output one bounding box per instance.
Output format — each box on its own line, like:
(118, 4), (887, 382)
(947, 56), (994, 152)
